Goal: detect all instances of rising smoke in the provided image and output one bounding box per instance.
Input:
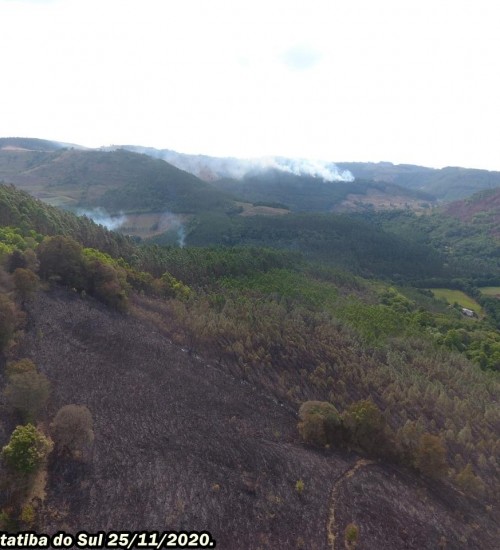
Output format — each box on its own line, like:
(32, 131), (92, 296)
(155, 211), (186, 248)
(104, 146), (355, 183)
(76, 207), (127, 231)
(254, 157), (354, 182)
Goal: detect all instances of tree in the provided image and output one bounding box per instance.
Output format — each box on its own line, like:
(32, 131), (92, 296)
(85, 260), (128, 311)
(342, 399), (385, 452)
(0, 293), (16, 351)
(298, 401), (342, 446)
(1, 424), (52, 474)
(50, 404), (94, 458)
(12, 268), (38, 302)
(7, 249), (27, 273)
(455, 463), (485, 496)
(414, 433), (448, 478)
(37, 235), (85, 289)
(4, 371), (50, 422)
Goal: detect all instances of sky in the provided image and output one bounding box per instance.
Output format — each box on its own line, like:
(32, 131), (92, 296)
(1, 0), (500, 170)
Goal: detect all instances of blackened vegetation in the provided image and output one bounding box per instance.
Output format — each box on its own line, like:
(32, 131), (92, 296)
(19, 291), (499, 549)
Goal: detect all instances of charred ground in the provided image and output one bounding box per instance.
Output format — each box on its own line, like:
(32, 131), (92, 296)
(6, 289), (496, 550)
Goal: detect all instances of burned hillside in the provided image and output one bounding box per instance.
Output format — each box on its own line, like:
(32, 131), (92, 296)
(4, 288), (496, 549)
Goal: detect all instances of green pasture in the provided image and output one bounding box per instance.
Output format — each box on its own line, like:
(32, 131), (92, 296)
(430, 288), (483, 314)
(479, 286), (500, 298)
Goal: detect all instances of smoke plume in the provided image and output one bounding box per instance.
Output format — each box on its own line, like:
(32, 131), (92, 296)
(103, 145), (354, 183)
(253, 157), (354, 182)
(156, 211), (186, 248)
(76, 207), (127, 231)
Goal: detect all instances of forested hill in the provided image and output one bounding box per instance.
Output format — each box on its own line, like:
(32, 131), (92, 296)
(0, 147), (233, 214)
(0, 184), (498, 548)
(0, 184), (134, 257)
(3, 138), (500, 218)
(210, 172), (434, 213)
(105, 144), (500, 203)
(359, 187), (500, 278)
(182, 211), (447, 281)
(336, 161), (500, 201)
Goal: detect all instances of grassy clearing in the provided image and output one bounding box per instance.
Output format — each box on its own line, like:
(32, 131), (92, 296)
(236, 201), (290, 217)
(479, 286), (500, 298)
(430, 288), (483, 314)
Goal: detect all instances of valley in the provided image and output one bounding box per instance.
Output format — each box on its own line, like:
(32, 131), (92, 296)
(0, 138), (498, 549)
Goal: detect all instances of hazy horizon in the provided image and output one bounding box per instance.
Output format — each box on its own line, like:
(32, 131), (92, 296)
(1, 0), (500, 171)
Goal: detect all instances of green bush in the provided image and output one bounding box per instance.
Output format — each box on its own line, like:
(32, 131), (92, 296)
(345, 523), (359, 548)
(1, 424), (52, 474)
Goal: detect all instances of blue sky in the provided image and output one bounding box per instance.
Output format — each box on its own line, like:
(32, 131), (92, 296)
(1, 0), (500, 170)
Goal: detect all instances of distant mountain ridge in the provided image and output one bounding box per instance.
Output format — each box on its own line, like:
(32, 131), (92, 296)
(1, 138), (500, 232)
(337, 162), (500, 201)
(0, 137), (84, 152)
(0, 139), (436, 225)
(108, 144), (500, 202)
(0, 145), (233, 214)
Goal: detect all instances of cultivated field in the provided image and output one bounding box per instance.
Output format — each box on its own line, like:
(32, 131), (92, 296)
(430, 288), (482, 314)
(479, 286), (500, 298)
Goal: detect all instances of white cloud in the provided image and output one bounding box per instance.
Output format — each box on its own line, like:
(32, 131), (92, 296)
(0, 0), (499, 170)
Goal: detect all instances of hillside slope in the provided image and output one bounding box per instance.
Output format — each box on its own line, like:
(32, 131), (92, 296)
(443, 187), (500, 232)
(111, 146), (436, 212)
(337, 162), (500, 201)
(108, 146), (500, 203)
(0, 148), (232, 214)
(14, 289), (497, 550)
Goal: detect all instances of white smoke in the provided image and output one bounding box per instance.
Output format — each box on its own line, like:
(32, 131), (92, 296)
(156, 211), (186, 248)
(163, 152), (355, 182)
(103, 145), (354, 183)
(177, 225), (186, 248)
(252, 157), (354, 182)
(76, 207), (127, 231)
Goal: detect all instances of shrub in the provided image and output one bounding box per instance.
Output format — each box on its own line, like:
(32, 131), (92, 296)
(20, 504), (35, 527)
(345, 523), (359, 548)
(4, 371), (50, 422)
(1, 424), (52, 474)
(5, 358), (37, 378)
(298, 401), (342, 446)
(295, 479), (305, 495)
(50, 404), (94, 458)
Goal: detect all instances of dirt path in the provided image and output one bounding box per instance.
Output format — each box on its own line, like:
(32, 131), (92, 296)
(326, 458), (374, 549)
